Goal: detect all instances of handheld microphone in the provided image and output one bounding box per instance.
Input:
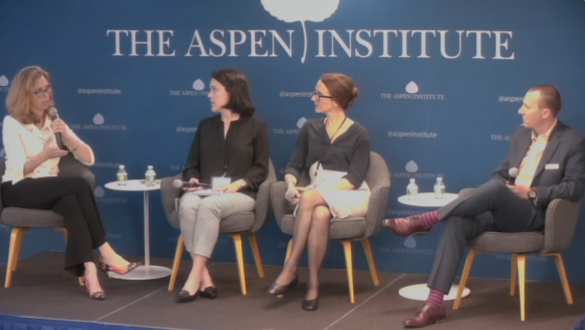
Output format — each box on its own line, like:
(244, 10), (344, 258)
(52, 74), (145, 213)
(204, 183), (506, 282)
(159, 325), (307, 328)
(508, 167), (519, 185)
(173, 179), (210, 189)
(49, 107), (66, 150)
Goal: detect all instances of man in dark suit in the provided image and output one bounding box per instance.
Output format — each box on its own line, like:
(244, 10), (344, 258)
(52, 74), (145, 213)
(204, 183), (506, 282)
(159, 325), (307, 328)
(384, 85), (585, 328)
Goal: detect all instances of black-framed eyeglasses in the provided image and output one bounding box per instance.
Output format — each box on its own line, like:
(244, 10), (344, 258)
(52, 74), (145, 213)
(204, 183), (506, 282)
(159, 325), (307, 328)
(34, 85), (53, 97)
(312, 89), (332, 101)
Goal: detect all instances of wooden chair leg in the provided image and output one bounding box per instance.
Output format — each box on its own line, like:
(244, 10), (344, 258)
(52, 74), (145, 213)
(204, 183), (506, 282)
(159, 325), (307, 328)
(284, 238), (293, 264)
(550, 253), (573, 304)
(278, 238), (293, 298)
(55, 227), (68, 242)
(168, 235), (184, 291)
(247, 233), (265, 278)
(517, 254), (527, 321)
(360, 238), (379, 286)
(341, 240), (355, 303)
(5, 228), (29, 288)
(510, 254), (518, 296)
(11, 228), (29, 272)
(454, 249), (479, 310)
(229, 234), (247, 295)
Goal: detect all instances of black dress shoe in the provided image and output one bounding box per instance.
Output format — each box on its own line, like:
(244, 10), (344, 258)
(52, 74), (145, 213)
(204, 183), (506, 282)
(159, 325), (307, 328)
(268, 273), (298, 295)
(302, 297), (319, 311)
(175, 290), (197, 303)
(198, 286), (218, 299)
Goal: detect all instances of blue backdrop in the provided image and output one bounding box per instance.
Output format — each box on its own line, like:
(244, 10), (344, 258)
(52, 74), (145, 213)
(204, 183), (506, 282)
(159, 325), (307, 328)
(0, 0), (584, 283)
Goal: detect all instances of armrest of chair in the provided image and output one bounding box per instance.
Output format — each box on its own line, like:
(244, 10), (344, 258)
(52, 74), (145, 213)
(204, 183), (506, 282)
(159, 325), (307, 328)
(365, 184), (391, 238)
(160, 174), (183, 227)
(270, 181), (288, 229)
(58, 154), (96, 189)
(541, 198), (582, 254)
(251, 180), (273, 232)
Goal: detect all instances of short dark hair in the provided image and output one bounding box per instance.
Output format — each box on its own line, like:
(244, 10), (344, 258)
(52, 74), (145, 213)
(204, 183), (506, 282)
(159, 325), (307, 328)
(320, 73), (359, 110)
(530, 84), (562, 115)
(211, 68), (256, 116)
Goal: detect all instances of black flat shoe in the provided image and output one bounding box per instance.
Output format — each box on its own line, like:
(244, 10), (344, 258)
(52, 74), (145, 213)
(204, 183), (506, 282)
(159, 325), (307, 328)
(198, 286), (218, 299)
(302, 297), (319, 311)
(175, 290), (197, 303)
(267, 273), (298, 295)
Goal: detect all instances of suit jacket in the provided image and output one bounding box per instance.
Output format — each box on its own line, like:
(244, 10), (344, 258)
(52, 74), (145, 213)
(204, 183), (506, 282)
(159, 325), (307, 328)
(492, 120), (585, 209)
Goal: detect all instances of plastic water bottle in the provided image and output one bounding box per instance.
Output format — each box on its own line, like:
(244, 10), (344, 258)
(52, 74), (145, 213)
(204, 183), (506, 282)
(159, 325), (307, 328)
(434, 176), (446, 198)
(145, 165), (156, 186)
(117, 165), (128, 186)
(406, 178), (418, 200)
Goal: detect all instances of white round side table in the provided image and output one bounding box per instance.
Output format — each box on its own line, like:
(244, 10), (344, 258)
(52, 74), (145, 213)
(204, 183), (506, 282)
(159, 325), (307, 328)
(396, 192), (471, 301)
(104, 179), (172, 280)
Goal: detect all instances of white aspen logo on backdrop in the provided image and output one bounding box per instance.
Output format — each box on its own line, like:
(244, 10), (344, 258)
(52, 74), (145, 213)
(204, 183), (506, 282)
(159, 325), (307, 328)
(261, 0), (340, 63)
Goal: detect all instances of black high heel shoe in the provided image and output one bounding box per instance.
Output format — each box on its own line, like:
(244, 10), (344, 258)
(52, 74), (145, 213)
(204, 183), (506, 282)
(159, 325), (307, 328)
(302, 297), (319, 311)
(198, 286), (218, 299)
(83, 277), (105, 301)
(268, 273), (298, 295)
(176, 290), (197, 303)
(98, 261), (141, 277)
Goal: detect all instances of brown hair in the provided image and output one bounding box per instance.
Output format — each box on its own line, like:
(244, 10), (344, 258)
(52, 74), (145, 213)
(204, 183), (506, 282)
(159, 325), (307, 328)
(6, 66), (54, 124)
(320, 73), (359, 110)
(530, 84), (561, 115)
(211, 68), (256, 116)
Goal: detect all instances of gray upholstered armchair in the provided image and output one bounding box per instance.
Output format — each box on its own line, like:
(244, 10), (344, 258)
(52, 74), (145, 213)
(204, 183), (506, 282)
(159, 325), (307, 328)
(0, 153), (96, 288)
(160, 159), (276, 295)
(454, 188), (582, 321)
(270, 151), (391, 303)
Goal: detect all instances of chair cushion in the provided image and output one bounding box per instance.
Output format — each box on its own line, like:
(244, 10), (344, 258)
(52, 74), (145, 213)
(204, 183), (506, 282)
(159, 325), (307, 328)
(1, 207), (64, 227)
(468, 231), (544, 253)
(280, 214), (366, 240)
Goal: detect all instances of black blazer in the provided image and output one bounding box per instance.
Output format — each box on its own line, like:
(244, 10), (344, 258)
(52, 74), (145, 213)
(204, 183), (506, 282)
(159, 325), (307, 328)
(492, 120), (585, 208)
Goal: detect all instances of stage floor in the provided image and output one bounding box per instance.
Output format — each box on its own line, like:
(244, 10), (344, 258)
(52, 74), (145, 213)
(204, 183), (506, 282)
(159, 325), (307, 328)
(0, 251), (583, 330)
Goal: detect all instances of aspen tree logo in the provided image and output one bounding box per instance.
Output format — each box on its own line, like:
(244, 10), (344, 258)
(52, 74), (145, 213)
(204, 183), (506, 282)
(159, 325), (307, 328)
(404, 236), (417, 248)
(0, 75), (9, 92)
(261, 0), (340, 63)
(193, 79), (205, 90)
(405, 81), (419, 94)
(93, 114), (105, 125)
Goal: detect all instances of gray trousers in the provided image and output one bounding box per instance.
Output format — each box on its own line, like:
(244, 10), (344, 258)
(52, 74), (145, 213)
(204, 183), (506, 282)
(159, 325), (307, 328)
(428, 180), (544, 293)
(179, 192), (255, 258)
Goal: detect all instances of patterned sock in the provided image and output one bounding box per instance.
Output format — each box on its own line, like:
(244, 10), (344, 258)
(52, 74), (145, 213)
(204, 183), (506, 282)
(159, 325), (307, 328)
(426, 288), (445, 308)
(420, 211), (440, 228)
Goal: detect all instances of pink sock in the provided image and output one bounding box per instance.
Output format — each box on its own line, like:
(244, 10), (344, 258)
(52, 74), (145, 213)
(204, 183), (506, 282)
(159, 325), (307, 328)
(420, 211), (440, 228)
(427, 288), (445, 308)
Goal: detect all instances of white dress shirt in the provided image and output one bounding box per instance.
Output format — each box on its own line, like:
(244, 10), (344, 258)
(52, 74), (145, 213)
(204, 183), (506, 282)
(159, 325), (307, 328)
(2, 115), (95, 184)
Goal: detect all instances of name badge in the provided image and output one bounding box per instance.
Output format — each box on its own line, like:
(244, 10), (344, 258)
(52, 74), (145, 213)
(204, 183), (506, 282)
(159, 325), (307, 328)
(545, 163), (560, 170)
(211, 176), (232, 189)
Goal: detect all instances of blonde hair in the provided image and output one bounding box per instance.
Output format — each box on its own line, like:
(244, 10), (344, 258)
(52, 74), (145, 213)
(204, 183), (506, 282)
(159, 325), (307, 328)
(6, 66), (54, 124)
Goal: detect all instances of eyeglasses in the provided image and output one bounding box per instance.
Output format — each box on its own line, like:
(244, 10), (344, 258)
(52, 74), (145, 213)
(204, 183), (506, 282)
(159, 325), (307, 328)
(34, 85), (53, 97)
(312, 89), (332, 101)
